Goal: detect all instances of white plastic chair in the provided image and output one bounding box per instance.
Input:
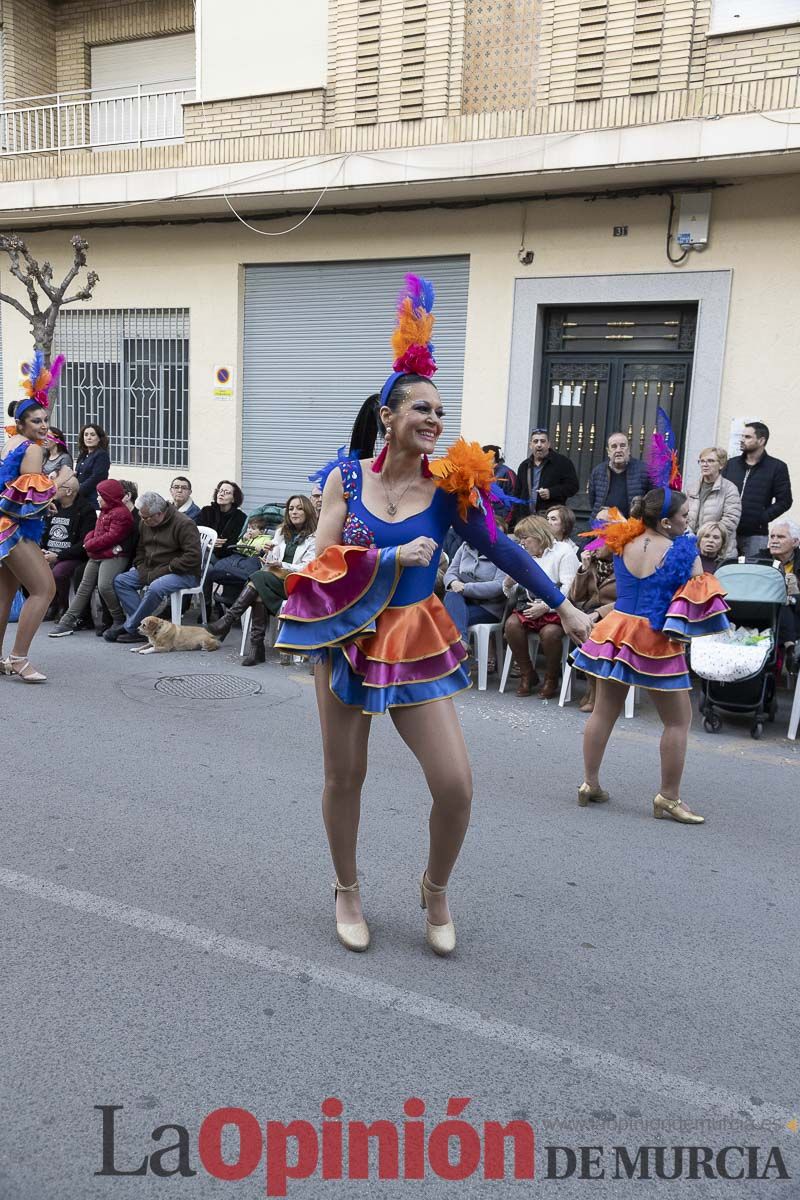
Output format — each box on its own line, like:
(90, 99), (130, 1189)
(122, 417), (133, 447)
(466, 621), (504, 691)
(499, 632), (571, 694)
(168, 525), (216, 625)
(559, 658), (636, 718)
(788, 672), (800, 740)
(239, 608), (281, 657)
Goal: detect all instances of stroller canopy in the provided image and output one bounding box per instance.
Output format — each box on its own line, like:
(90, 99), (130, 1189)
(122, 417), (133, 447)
(715, 563), (787, 606)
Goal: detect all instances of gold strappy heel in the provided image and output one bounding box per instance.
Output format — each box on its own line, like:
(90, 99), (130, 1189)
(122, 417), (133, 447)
(577, 782), (610, 807)
(420, 873), (456, 957)
(333, 879), (370, 952)
(653, 793), (704, 824)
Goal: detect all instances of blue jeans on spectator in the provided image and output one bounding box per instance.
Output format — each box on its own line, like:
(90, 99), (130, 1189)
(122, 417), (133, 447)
(443, 591), (498, 638)
(114, 567), (200, 632)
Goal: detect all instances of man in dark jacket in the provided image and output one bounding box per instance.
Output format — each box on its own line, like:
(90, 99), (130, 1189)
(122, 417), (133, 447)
(513, 428), (579, 522)
(588, 432), (651, 519)
(723, 422), (793, 556)
(107, 492), (202, 644)
(41, 474), (97, 619)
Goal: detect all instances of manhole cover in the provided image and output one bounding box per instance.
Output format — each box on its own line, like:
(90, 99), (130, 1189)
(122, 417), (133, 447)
(154, 674), (262, 699)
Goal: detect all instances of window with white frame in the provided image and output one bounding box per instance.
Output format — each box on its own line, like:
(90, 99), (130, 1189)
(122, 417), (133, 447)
(709, 0), (800, 36)
(55, 308), (189, 469)
(90, 33), (195, 146)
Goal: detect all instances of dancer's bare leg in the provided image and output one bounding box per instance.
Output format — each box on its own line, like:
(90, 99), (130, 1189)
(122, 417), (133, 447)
(390, 697), (472, 925)
(314, 660), (372, 924)
(582, 677), (628, 790)
(0, 564), (20, 654)
(649, 689), (692, 800)
(4, 540), (56, 659)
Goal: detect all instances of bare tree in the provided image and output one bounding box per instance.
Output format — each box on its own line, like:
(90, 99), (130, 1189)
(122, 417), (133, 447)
(0, 233), (100, 363)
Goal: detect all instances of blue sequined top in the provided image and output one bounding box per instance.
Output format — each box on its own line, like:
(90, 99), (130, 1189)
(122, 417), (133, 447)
(331, 452), (566, 610)
(614, 533), (699, 632)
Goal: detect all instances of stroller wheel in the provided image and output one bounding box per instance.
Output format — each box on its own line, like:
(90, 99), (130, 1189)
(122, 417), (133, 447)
(750, 721), (764, 740)
(703, 714), (721, 734)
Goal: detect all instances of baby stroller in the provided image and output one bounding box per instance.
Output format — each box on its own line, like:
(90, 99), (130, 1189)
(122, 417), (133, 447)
(693, 563), (786, 739)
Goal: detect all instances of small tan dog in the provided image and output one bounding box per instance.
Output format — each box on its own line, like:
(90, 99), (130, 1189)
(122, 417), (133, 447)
(133, 615), (220, 654)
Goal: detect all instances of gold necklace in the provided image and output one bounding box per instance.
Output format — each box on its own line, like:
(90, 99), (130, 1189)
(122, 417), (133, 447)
(380, 466), (419, 517)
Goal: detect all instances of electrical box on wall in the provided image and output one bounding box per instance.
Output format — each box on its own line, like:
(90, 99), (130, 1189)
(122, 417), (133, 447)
(676, 192), (711, 249)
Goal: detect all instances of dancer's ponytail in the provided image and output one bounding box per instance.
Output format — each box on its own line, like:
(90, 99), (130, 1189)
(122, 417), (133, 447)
(349, 393), (382, 460)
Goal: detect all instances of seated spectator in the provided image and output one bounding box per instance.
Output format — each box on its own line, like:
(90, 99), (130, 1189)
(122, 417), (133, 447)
(545, 504), (580, 556)
(206, 495), (316, 666)
(41, 474), (96, 621)
(686, 447), (741, 543)
(482, 445), (517, 494)
(568, 535), (617, 712)
(310, 482), (324, 519)
(198, 480), (247, 558)
(75, 424), (111, 508)
(443, 537), (506, 662)
(768, 519), (800, 675)
(724, 421), (793, 557)
(502, 515), (579, 699)
(170, 476), (201, 521)
(205, 514), (274, 606)
(49, 480), (134, 638)
(696, 521), (730, 573)
(107, 492), (201, 645)
(588, 432), (651, 519)
(43, 428), (74, 479)
(92, 479), (139, 636)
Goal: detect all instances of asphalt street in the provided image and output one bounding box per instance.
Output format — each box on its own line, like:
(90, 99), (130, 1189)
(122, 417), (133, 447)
(1, 631), (798, 1199)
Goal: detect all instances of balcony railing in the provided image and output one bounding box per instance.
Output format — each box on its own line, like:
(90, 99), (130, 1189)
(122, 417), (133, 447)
(0, 80), (195, 156)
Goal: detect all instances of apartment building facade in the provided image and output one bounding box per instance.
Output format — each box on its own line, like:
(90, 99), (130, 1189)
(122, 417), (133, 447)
(0, 0), (798, 514)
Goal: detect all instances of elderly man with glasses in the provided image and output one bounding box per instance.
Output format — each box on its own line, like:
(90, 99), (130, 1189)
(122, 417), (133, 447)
(106, 491), (202, 644)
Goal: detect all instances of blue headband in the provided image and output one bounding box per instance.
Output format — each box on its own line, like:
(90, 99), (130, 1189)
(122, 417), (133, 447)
(379, 371), (404, 408)
(14, 396), (47, 421)
(660, 488), (673, 519)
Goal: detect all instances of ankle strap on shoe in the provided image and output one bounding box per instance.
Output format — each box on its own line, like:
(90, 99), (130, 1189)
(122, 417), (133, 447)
(422, 873), (447, 895)
(334, 879), (360, 893)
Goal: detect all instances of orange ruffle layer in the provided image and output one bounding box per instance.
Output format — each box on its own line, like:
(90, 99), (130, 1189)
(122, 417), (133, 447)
(670, 573), (728, 606)
(586, 610), (684, 660)
(285, 544), (369, 592)
(355, 595), (459, 663)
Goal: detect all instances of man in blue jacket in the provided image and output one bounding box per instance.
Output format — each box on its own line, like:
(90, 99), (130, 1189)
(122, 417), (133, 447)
(723, 422), (793, 557)
(588, 432), (651, 519)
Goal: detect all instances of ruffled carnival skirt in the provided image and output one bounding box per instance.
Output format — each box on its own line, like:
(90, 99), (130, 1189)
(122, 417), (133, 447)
(0, 473), (53, 562)
(275, 545), (471, 715)
(571, 575), (730, 691)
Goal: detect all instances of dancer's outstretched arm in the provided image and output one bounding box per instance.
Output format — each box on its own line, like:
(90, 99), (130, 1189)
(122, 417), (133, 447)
(451, 507), (593, 643)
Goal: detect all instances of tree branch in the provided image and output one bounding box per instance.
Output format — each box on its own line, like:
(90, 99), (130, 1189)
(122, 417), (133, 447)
(20, 244), (57, 302)
(0, 289), (34, 321)
(6, 249), (42, 316)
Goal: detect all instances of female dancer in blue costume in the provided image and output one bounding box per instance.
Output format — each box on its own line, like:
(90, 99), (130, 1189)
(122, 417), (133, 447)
(572, 483), (729, 824)
(276, 277), (592, 955)
(0, 354), (64, 682)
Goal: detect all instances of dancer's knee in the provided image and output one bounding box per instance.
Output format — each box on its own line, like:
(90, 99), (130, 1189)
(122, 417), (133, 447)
(324, 762), (368, 796)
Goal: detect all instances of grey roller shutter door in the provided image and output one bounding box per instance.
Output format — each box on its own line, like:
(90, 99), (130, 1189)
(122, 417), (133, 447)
(241, 256), (470, 509)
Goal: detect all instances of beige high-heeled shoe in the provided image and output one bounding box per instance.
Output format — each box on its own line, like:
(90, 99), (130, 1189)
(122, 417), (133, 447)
(653, 793), (704, 824)
(2, 655), (47, 683)
(333, 880), (370, 952)
(420, 873), (456, 957)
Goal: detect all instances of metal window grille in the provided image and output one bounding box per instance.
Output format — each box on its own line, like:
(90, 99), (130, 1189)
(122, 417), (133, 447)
(55, 308), (189, 469)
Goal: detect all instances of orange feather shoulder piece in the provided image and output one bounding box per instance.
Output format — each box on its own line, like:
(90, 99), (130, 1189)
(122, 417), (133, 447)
(429, 439), (496, 522)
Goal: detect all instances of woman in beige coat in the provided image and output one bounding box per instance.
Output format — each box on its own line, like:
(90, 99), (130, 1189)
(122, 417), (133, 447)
(686, 447), (741, 542)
